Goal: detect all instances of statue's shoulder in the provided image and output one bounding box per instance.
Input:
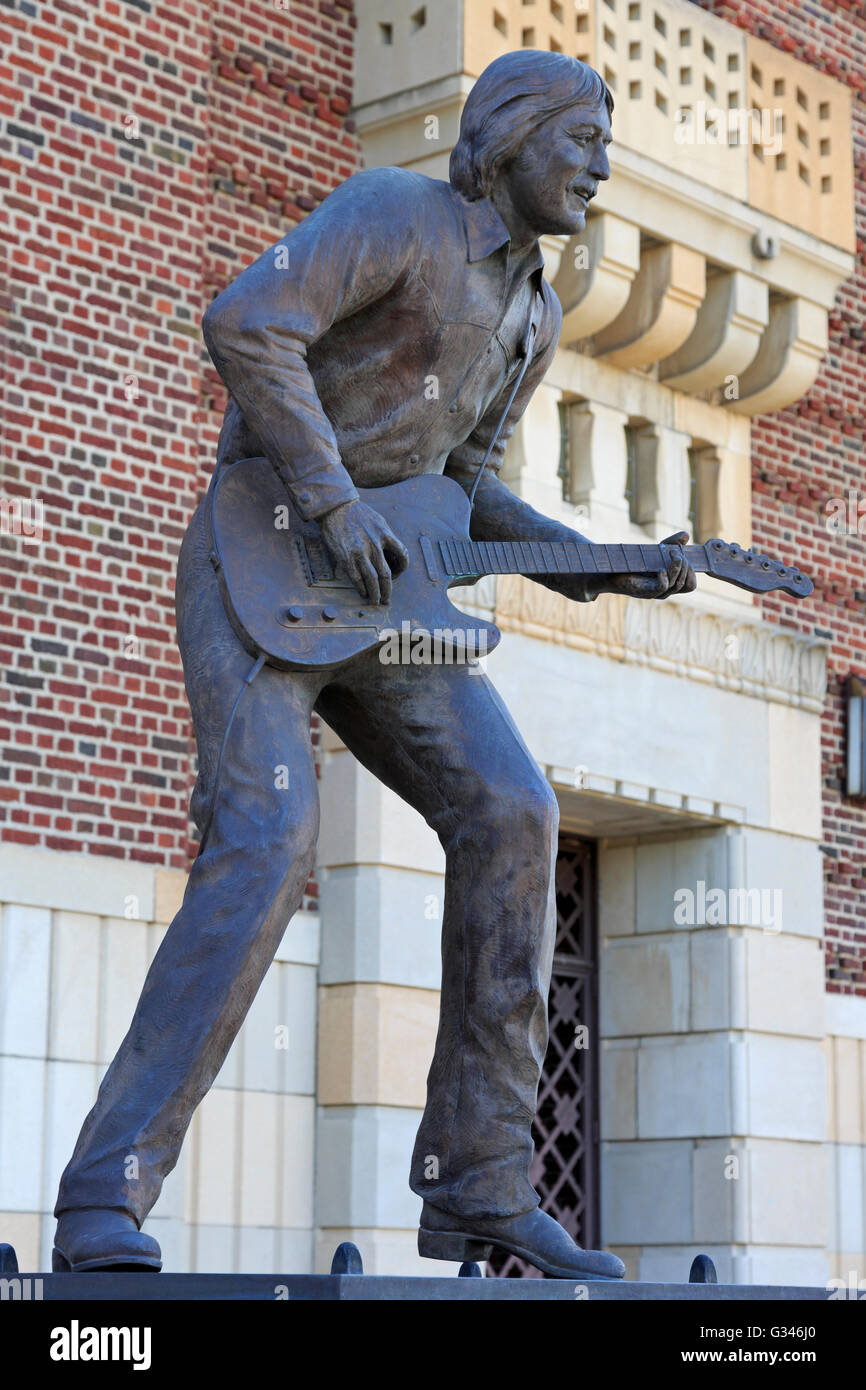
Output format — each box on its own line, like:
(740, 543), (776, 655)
(324, 166), (457, 226)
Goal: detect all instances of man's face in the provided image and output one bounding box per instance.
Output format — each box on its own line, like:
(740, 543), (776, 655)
(498, 101), (612, 237)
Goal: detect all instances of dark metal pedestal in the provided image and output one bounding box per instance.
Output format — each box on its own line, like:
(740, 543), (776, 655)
(0, 1241), (831, 1301)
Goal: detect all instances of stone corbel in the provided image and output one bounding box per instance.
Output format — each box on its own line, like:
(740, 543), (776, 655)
(551, 213), (641, 346)
(565, 400), (631, 529)
(589, 243), (706, 370)
(690, 443), (752, 550)
(506, 382), (571, 519)
(658, 271), (769, 394)
(725, 296), (829, 416)
(632, 423), (692, 541)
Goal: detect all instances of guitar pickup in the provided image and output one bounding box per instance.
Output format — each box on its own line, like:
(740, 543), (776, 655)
(297, 536), (356, 589)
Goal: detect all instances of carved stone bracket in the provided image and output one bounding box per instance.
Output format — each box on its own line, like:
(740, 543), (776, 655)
(725, 296), (828, 416)
(659, 270), (769, 394)
(589, 243), (706, 369)
(630, 423), (692, 541)
(552, 213), (641, 346)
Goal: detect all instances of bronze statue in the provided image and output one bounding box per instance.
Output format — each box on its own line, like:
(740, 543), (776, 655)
(52, 50), (706, 1279)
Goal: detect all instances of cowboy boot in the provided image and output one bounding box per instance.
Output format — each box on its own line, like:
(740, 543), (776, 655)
(418, 1202), (625, 1279)
(53, 1209), (162, 1273)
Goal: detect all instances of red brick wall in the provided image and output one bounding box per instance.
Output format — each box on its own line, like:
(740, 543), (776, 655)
(0, 0), (360, 894)
(696, 0), (866, 993)
(3, 0), (863, 988)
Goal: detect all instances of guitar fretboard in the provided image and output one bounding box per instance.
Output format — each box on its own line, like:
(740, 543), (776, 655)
(437, 537), (707, 579)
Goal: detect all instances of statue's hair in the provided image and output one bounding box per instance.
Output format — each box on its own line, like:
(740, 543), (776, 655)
(450, 50), (613, 202)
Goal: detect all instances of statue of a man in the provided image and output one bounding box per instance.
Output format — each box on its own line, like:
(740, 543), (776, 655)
(53, 50), (694, 1278)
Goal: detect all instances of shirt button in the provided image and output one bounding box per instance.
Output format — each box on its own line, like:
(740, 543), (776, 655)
(409, 454), (420, 465)
(449, 402), (458, 413)
(298, 490), (312, 506)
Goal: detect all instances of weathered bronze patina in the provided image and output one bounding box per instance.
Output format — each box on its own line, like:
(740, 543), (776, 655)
(53, 50), (705, 1279)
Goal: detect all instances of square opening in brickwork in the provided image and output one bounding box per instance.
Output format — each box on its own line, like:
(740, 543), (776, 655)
(727, 90), (738, 108)
(604, 25), (616, 48)
(654, 12), (666, 36)
(551, 0), (564, 20)
(727, 52), (739, 71)
(629, 41), (641, 59)
(680, 66), (692, 85)
(775, 152), (786, 169)
(654, 51), (666, 74)
(655, 89), (668, 113)
(703, 40), (715, 62)
(821, 175), (832, 193)
(379, 22), (393, 44)
(410, 7), (426, 32)
(704, 76), (716, 99)
(820, 137), (831, 157)
(796, 86), (808, 110)
(751, 63), (762, 86)
(523, 26), (536, 44)
(798, 161), (809, 184)
(605, 66), (617, 89)
(753, 143), (764, 161)
(494, 9), (508, 36)
(797, 124), (808, 147)
(629, 80), (642, 98)
(577, 14), (589, 34)
(845, 679), (866, 798)
(551, 36), (563, 51)
(819, 101), (830, 119)
(773, 78), (785, 96)
(679, 28), (691, 46)
(629, 3), (641, 20)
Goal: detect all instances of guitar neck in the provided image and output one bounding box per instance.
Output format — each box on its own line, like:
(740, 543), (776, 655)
(437, 536), (710, 581)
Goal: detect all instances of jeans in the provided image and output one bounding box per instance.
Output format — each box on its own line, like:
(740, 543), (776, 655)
(55, 500), (558, 1223)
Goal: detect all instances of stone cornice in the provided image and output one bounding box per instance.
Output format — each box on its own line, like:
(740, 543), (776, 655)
(494, 576), (828, 714)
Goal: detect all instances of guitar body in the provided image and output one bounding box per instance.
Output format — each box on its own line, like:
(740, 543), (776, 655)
(207, 456), (501, 671)
(208, 456), (813, 672)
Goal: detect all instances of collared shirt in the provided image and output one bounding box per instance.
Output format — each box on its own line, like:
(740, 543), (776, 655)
(203, 166), (562, 521)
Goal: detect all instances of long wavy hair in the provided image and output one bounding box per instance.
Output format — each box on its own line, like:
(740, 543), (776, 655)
(450, 50), (613, 202)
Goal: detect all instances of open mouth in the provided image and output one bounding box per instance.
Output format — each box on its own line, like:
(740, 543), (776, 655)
(567, 185), (595, 209)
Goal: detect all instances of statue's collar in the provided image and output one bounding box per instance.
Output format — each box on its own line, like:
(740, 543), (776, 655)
(457, 191), (544, 276)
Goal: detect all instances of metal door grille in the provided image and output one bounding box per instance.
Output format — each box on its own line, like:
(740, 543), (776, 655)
(488, 837), (599, 1277)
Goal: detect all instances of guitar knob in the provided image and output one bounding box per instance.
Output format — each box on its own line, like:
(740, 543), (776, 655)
(322, 606), (338, 622)
(284, 606), (303, 623)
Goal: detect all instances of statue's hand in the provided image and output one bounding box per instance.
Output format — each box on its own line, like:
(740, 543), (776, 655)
(318, 499), (409, 605)
(599, 531), (697, 600)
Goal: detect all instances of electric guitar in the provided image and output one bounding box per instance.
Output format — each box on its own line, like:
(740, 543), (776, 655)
(207, 456), (813, 672)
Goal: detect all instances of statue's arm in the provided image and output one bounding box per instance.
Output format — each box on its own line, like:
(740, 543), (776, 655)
(201, 168), (420, 522)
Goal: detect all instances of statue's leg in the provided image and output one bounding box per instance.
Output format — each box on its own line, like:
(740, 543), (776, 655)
(54, 505), (322, 1236)
(316, 650), (558, 1220)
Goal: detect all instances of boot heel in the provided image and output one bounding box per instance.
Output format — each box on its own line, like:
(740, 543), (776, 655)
(418, 1228), (493, 1262)
(52, 1249), (71, 1272)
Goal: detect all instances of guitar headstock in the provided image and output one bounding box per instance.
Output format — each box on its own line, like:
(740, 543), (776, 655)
(704, 539), (814, 598)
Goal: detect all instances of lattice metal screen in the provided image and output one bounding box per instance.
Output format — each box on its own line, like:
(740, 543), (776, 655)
(488, 837), (599, 1278)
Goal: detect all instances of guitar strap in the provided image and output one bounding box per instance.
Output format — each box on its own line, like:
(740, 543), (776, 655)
(468, 318), (538, 510)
